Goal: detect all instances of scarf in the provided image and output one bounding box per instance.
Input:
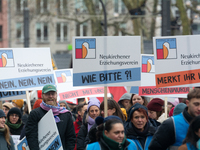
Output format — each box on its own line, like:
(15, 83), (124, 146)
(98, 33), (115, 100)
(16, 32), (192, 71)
(102, 131), (125, 150)
(40, 101), (70, 123)
(0, 127), (5, 132)
(87, 115), (95, 132)
(6, 120), (22, 129)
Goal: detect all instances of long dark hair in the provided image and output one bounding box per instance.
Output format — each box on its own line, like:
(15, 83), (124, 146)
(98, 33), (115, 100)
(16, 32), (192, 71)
(182, 116), (200, 148)
(96, 119), (123, 141)
(130, 94), (148, 106)
(100, 99), (125, 121)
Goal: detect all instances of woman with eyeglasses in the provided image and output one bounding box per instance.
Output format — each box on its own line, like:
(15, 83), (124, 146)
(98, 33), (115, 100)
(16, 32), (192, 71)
(6, 107), (24, 135)
(0, 109), (15, 150)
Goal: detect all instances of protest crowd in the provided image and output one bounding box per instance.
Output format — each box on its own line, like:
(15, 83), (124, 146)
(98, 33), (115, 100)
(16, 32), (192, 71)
(1, 84), (200, 150)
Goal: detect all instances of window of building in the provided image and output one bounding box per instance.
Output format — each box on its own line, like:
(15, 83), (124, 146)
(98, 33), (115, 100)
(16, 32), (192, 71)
(57, 0), (68, 14)
(16, 23), (23, 42)
(0, 25), (2, 41)
(75, 0), (87, 13)
(36, 0), (48, 14)
(16, 0), (23, 13)
(36, 23), (48, 42)
(114, 0), (126, 14)
(56, 23), (68, 42)
(76, 22), (88, 36)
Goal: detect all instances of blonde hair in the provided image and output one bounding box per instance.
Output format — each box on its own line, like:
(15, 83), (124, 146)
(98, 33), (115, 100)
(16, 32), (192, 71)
(4, 124), (11, 145)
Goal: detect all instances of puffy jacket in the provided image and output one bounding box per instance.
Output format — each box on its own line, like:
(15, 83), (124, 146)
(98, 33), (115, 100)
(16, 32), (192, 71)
(148, 107), (193, 150)
(125, 121), (156, 150)
(25, 107), (76, 150)
(86, 138), (138, 150)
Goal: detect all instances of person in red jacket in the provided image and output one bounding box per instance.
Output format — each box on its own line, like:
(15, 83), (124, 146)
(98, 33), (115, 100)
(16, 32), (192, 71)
(73, 103), (88, 150)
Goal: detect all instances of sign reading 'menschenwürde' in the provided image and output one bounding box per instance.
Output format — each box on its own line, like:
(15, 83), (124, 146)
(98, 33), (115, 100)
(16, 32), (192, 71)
(73, 36), (141, 86)
(0, 48), (55, 91)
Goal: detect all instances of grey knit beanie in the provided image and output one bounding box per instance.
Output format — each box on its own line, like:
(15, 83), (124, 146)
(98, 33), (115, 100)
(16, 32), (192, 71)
(0, 109), (6, 118)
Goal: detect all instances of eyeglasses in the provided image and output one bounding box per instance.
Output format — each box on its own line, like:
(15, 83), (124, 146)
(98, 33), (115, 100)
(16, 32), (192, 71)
(10, 114), (19, 118)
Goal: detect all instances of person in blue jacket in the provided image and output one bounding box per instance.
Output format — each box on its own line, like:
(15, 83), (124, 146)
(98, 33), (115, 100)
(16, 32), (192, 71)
(86, 116), (137, 150)
(178, 115), (200, 150)
(125, 103), (156, 150)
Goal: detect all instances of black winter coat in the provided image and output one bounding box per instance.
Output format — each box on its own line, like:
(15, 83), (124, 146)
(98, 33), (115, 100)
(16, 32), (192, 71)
(77, 122), (88, 150)
(25, 107), (76, 150)
(148, 107), (193, 150)
(8, 123), (24, 135)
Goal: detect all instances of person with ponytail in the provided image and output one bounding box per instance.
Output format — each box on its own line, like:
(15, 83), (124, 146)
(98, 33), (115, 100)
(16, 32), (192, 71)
(0, 109), (15, 150)
(86, 116), (137, 150)
(178, 116), (200, 150)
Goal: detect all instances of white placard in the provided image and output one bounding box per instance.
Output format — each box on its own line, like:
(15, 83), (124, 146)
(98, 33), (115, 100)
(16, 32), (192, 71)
(153, 36), (200, 87)
(73, 36), (141, 86)
(15, 137), (30, 150)
(38, 109), (63, 150)
(0, 48), (55, 91)
(54, 69), (111, 103)
(130, 54), (189, 98)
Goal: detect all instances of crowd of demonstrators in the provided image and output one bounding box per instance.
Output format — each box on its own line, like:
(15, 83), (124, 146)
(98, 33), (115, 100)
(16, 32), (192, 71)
(0, 109), (15, 150)
(85, 99), (126, 146)
(77, 98), (100, 150)
(149, 88), (200, 150)
(2, 87), (200, 150)
(25, 84), (76, 150)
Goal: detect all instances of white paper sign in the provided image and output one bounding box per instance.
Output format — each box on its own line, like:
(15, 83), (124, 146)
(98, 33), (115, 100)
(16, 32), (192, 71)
(0, 48), (55, 91)
(54, 69), (111, 103)
(153, 36), (200, 87)
(38, 109), (63, 150)
(73, 36), (141, 86)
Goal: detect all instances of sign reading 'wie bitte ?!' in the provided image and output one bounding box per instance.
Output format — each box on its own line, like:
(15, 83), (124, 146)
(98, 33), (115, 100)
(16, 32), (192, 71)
(73, 36), (141, 86)
(154, 36), (200, 88)
(0, 48), (55, 91)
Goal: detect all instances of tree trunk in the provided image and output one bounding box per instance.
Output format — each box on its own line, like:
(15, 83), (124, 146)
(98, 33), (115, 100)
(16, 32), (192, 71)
(176, 0), (191, 35)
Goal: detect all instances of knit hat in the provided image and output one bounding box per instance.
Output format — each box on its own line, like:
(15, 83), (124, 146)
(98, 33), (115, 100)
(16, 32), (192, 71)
(3, 102), (14, 110)
(147, 98), (164, 112)
(0, 109), (6, 118)
(33, 99), (43, 109)
(12, 99), (24, 108)
(173, 103), (187, 116)
(95, 115), (122, 126)
(168, 98), (179, 107)
(87, 98), (100, 111)
(128, 103), (148, 122)
(42, 84), (57, 93)
(119, 93), (131, 101)
(7, 107), (22, 119)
